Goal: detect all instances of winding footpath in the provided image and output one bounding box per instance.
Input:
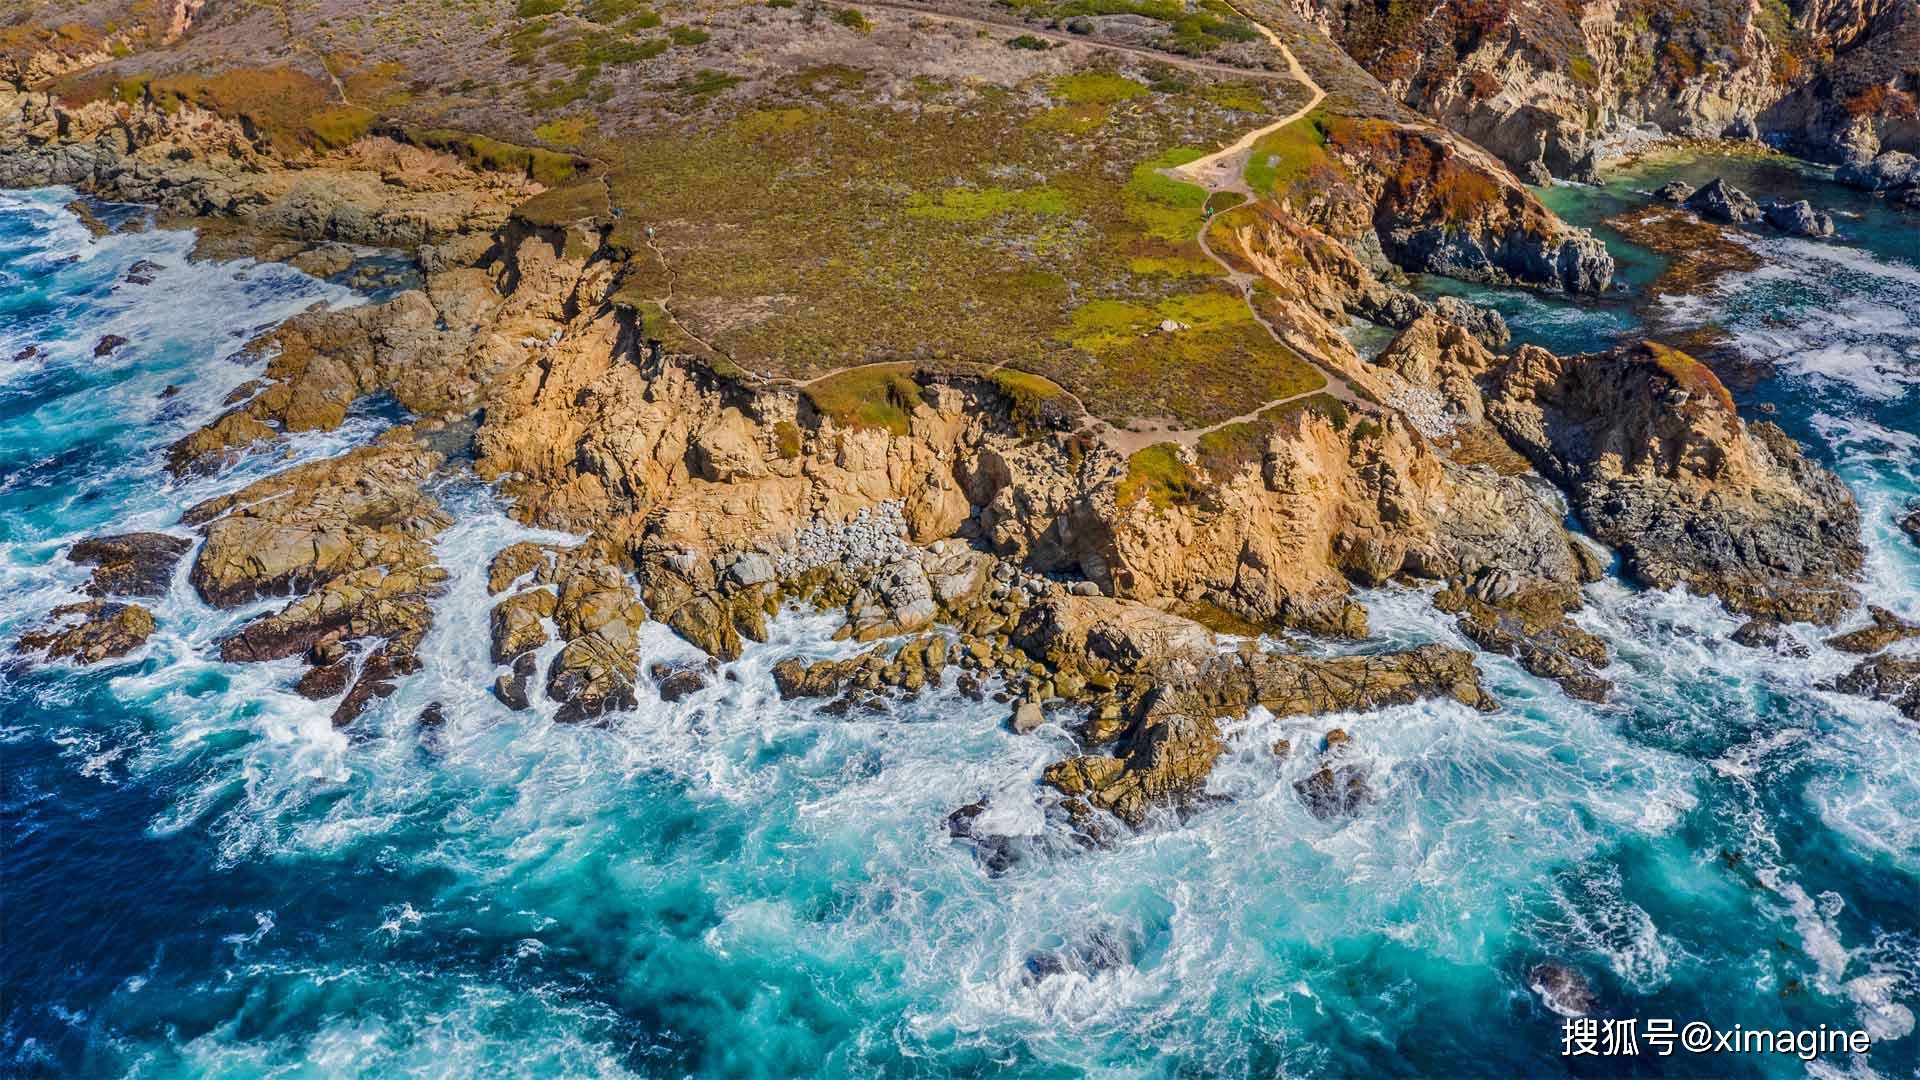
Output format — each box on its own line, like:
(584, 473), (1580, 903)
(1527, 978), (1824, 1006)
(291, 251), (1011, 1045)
(1111, 0), (1364, 456)
(652, 0), (1366, 458)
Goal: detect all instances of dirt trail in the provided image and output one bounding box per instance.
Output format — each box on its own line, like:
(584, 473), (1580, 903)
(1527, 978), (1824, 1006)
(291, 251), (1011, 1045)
(1162, 2), (1326, 196)
(655, 0), (1365, 459)
(849, 0), (1296, 82)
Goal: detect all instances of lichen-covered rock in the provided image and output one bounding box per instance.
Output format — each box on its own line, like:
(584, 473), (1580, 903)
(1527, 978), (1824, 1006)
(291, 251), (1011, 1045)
(67, 532), (192, 597)
(545, 557), (647, 722)
(15, 600), (155, 664)
(490, 588), (557, 664)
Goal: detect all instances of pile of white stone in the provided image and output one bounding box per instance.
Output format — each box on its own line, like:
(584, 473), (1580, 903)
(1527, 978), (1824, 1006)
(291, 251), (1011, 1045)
(769, 501), (913, 578)
(1384, 386), (1457, 439)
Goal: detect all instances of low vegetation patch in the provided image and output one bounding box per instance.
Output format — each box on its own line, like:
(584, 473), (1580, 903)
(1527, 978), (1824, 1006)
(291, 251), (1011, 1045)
(802, 364), (926, 435)
(1118, 443), (1202, 510)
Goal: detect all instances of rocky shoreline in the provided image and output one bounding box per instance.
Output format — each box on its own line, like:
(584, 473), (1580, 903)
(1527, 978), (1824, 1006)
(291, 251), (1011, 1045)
(3, 59), (1906, 841)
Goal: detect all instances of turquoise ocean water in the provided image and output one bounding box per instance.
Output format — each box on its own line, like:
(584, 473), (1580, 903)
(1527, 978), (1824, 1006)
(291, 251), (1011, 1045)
(2, 162), (1917, 1077)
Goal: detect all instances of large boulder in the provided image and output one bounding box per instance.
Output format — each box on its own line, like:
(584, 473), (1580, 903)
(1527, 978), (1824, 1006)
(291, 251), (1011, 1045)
(15, 600), (155, 664)
(67, 532), (192, 597)
(1762, 199), (1836, 239)
(1836, 151), (1919, 194)
(1681, 178), (1762, 224)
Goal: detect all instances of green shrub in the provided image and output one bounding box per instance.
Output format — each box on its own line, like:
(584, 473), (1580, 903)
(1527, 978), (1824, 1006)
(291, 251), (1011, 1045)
(306, 105), (377, 149)
(831, 8), (871, 32)
(515, 0), (567, 16)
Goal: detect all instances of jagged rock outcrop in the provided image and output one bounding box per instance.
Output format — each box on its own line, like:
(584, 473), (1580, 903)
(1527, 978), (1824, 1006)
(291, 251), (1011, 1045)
(14, 601), (156, 665)
(66, 532), (192, 597)
(1434, 580), (1611, 701)
(1310, 119), (1614, 293)
(0, 87), (527, 248)
(1043, 636), (1493, 827)
(1682, 178), (1763, 224)
(1294, 0), (1920, 177)
(1487, 342), (1863, 622)
(1655, 181), (1696, 204)
(184, 437), (451, 724)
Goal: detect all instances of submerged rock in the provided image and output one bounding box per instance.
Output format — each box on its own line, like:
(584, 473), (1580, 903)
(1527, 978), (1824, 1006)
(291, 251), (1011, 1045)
(92, 334), (128, 357)
(1529, 962), (1597, 1017)
(946, 800), (1022, 875)
(1825, 607), (1920, 654)
(1295, 762), (1372, 820)
(122, 259), (163, 285)
(1681, 178), (1762, 224)
(15, 600), (155, 664)
(67, 531), (191, 597)
(1762, 199), (1835, 238)
(1653, 180), (1695, 204)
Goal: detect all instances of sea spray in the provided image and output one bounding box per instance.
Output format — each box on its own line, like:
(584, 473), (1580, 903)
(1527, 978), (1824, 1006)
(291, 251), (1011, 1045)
(2, 162), (1917, 1079)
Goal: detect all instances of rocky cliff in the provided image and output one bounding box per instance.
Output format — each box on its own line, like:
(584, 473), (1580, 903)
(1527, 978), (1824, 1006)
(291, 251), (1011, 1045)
(1290, 0), (1920, 176)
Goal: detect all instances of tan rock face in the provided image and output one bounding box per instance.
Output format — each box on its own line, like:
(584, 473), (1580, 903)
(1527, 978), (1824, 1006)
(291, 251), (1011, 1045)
(184, 438), (452, 724)
(1063, 406), (1588, 639)
(15, 601), (156, 665)
(1044, 636), (1494, 827)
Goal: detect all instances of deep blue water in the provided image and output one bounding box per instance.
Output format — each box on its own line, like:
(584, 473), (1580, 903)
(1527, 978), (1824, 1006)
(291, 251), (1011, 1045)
(2, 165), (1917, 1079)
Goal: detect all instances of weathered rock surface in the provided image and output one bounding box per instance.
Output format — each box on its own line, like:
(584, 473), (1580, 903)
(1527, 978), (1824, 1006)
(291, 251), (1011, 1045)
(1682, 178), (1763, 224)
(1762, 199), (1836, 238)
(1825, 607), (1920, 654)
(1825, 652), (1920, 723)
(1653, 180), (1695, 204)
(67, 532), (191, 597)
(1837, 151), (1920, 197)
(15, 600), (155, 664)
(1434, 580), (1611, 701)
(1488, 342), (1863, 623)
(184, 438), (451, 724)
(1043, 636), (1492, 827)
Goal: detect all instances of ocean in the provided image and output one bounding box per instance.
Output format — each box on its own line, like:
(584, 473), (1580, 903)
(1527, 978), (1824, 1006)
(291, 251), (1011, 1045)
(2, 159), (1916, 1077)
